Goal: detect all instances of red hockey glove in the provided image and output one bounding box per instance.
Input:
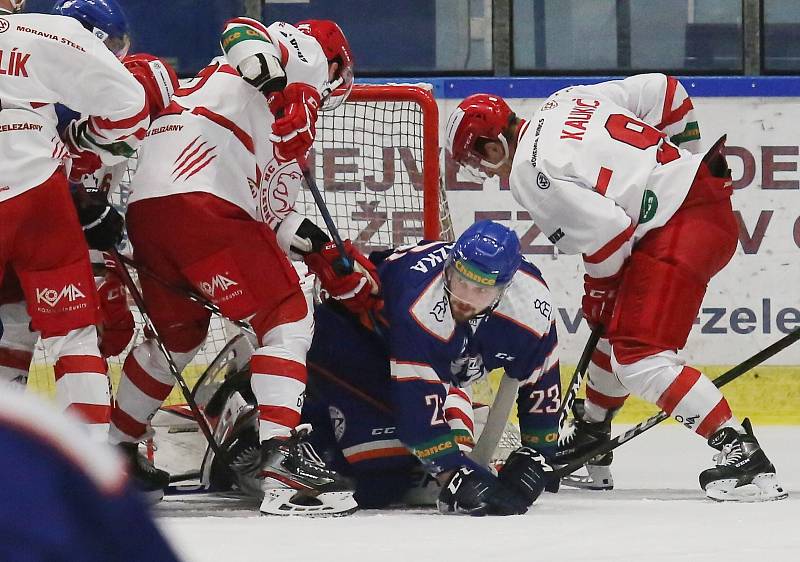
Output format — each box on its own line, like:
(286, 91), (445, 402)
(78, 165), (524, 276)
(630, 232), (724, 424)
(269, 83), (321, 163)
(97, 272), (134, 357)
(63, 120), (102, 183)
(304, 240), (382, 315)
(581, 272), (622, 329)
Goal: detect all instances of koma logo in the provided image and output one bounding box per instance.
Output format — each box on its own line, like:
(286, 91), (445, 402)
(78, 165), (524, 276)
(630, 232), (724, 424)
(36, 284), (86, 307)
(199, 274), (238, 297)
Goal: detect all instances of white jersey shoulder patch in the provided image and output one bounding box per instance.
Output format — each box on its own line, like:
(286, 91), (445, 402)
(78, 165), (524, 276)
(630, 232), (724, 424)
(409, 273), (455, 342)
(493, 269), (553, 337)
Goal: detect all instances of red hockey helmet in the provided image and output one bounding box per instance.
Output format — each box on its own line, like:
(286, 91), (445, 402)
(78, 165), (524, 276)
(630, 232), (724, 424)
(446, 94), (514, 171)
(122, 53), (179, 119)
(296, 19), (354, 111)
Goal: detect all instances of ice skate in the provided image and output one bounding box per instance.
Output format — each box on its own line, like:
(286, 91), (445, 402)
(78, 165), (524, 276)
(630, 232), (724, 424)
(552, 399), (614, 490)
(700, 418), (788, 502)
(118, 441), (170, 503)
(231, 424), (357, 516)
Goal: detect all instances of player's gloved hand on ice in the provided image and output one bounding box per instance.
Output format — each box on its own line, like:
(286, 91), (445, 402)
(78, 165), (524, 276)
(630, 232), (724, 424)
(96, 272), (134, 357)
(63, 119), (103, 183)
(498, 446), (553, 506)
(437, 465), (529, 516)
(581, 272), (623, 329)
(74, 195), (125, 251)
(304, 240), (382, 315)
(269, 82), (321, 163)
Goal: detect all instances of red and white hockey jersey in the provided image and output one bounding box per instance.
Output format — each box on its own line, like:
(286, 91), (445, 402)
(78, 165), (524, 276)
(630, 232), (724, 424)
(510, 74), (704, 278)
(0, 13), (147, 202)
(128, 21), (329, 230)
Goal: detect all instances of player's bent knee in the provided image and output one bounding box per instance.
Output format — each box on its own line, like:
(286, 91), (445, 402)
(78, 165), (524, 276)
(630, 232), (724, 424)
(611, 350), (684, 404)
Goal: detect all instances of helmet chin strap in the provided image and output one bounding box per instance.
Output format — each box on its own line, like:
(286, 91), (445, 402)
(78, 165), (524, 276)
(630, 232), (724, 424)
(479, 134), (509, 171)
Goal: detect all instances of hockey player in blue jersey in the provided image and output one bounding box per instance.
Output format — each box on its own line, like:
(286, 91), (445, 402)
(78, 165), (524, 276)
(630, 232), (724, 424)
(0, 384), (181, 561)
(205, 221), (559, 515)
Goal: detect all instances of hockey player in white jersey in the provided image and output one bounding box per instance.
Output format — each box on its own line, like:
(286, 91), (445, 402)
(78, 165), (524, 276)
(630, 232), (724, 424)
(446, 74), (786, 502)
(109, 17), (365, 513)
(0, 0), (147, 439)
(0, 51), (178, 406)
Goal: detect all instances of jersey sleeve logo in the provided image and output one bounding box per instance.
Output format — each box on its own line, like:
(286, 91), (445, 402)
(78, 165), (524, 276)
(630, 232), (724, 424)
(0, 19), (9, 33)
(536, 172), (550, 189)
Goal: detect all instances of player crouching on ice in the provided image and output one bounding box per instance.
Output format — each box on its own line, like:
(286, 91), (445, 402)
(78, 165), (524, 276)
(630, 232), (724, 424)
(107, 15), (360, 514)
(446, 74), (786, 502)
(204, 221), (559, 516)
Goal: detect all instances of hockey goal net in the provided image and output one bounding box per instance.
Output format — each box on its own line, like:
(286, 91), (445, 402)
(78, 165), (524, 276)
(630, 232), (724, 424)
(26, 83), (518, 460)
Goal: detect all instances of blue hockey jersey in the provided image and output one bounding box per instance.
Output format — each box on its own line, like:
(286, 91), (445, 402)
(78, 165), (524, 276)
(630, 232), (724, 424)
(374, 241), (561, 473)
(0, 386), (181, 562)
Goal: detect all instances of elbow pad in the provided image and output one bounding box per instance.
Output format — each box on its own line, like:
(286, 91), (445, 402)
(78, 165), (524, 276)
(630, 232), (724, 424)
(238, 52), (287, 94)
(221, 21), (287, 93)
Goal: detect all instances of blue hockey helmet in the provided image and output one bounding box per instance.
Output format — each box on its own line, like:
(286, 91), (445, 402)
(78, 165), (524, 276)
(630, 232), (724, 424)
(53, 0), (130, 59)
(444, 220), (522, 319)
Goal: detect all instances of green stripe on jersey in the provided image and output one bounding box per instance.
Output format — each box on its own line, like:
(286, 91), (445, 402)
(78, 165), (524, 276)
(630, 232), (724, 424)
(220, 25), (269, 53)
(670, 121), (700, 146)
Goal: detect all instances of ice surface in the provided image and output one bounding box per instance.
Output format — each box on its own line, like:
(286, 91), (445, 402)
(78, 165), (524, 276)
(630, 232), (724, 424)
(156, 426), (800, 562)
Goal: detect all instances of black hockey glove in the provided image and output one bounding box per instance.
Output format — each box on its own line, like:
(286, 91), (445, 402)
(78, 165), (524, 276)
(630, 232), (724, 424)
(498, 446), (553, 506)
(294, 218), (330, 255)
(75, 196), (124, 251)
(437, 466), (529, 516)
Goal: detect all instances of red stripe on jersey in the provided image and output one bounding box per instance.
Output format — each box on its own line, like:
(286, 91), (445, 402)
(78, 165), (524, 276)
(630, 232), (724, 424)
(251, 355), (307, 383)
(586, 386), (628, 410)
(67, 403), (111, 424)
(583, 223), (635, 264)
(658, 98), (694, 129)
(656, 366), (701, 414)
(258, 405), (300, 428)
(695, 398), (733, 438)
(30, 102), (48, 109)
(174, 146), (215, 180)
(110, 407), (147, 439)
(54, 355), (107, 380)
(217, 64), (242, 77)
(174, 136), (204, 167)
(449, 386), (470, 403)
(184, 154), (218, 181)
(0, 347), (33, 371)
(591, 348), (612, 373)
(346, 447), (411, 464)
(445, 407), (475, 433)
(278, 42), (289, 67)
(122, 355), (174, 401)
(595, 167), (613, 195)
(659, 76), (678, 129)
(89, 103), (149, 134)
(191, 106), (255, 154)
(516, 119), (530, 144)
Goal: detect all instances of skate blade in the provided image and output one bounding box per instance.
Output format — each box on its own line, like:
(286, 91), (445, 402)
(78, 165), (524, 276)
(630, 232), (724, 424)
(705, 473), (789, 502)
(561, 464), (614, 491)
(259, 488), (358, 516)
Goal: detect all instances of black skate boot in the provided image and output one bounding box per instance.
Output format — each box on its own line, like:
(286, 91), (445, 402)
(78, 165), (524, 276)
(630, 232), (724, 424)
(699, 418), (787, 502)
(231, 423), (357, 516)
(118, 442), (170, 503)
(551, 399), (614, 490)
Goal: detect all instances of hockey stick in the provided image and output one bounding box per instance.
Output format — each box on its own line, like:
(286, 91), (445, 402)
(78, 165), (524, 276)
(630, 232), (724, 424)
(296, 154), (351, 269)
(469, 374), (519, 466)
(550, 327), (800, 481)
(557, 325), (603, 433)
(109, 249), (228, 463)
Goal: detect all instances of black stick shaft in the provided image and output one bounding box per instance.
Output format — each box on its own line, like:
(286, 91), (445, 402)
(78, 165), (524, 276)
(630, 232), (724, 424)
(110, 250), (226, 461)
(557, 326), (603, 432)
